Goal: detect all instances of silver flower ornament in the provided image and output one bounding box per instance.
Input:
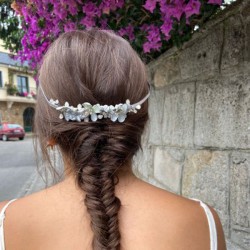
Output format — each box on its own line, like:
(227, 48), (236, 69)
(40, 85), (150, 123)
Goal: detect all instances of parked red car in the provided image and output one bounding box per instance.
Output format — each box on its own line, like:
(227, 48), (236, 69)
(0, 123), (25, 141)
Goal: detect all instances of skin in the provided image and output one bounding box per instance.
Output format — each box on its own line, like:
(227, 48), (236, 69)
(0, 150), (226, 250)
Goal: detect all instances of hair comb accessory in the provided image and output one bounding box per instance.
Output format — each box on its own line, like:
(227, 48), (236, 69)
(39, 85), (150, 123)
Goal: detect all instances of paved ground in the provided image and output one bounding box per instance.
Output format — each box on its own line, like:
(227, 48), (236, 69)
(0, 136), (63, 201)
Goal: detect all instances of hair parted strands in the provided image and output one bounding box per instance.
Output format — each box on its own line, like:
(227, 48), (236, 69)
(34, 29), (149, 250)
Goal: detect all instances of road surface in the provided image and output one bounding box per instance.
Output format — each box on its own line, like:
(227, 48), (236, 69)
(0, 136), (63, 201)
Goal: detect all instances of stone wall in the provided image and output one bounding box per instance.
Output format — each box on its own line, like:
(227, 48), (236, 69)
(133, 1), (250, 249)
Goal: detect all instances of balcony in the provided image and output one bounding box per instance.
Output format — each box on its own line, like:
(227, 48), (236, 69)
(0, 87), (37, 108)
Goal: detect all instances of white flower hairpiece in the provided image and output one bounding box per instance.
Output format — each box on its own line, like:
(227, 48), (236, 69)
(39, 85), (150, 123)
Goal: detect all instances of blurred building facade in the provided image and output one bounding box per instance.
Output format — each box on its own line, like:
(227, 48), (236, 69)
(0, 40), (36, 132)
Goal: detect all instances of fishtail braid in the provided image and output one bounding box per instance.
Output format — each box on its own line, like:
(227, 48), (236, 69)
(35, 29), (149, 250)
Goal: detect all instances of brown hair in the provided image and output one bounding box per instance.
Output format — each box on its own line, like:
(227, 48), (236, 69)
(35, 29), (149, 250)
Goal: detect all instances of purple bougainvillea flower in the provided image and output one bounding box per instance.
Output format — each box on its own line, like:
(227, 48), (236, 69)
(64, 22), (77, 32)
(161, 18), (173, 39)
(53, 3), (68, 20)
(99, 18), (108, 29)
(11, 0), (223, 70)
(82, 2), (101, 18)
(80, 16), (96, 28)
(208, 0), (223, 5)
(143, 25), (162, 53)
(118, 24), (135, 41)
(68, 1), (78, 15)
(143, 40), (162, 53)
(30, 17), (38, 32)
(170, 0), (185, 21)
(143, 0), (159, 13)
(100, 0), (125, 12)
(185, 0), (201, 18)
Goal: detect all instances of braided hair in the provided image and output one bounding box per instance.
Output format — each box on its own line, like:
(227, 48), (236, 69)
(35, 29), (149, 250)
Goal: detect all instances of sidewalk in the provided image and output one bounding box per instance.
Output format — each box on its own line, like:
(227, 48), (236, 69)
(25, 132), (35, 138)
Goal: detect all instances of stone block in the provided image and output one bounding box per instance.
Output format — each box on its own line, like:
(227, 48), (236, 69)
(179, 24), (223, 80)
(133, 143), (153, 181)
(241, 0), (250, 63)
(153, 55), (181, 88)
(162, 82), (195, 147)
(221, 15), (245, 72)
(226, 239), (242, 250)
(182, 150), (229, 235)
(241, 0), (250, 21)
(230, 153), (250, 228)
(194, 75), (250, 149)
(231, 227), (250, 250)
(148, 89), (165, 145)
(245, 19), (250, 63)
(153, 147), (184, 194)
(146, 65), (155, 86)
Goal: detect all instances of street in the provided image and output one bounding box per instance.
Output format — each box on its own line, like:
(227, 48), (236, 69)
(0, 137), (63, 201)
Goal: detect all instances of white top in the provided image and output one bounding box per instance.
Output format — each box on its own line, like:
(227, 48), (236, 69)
(0, 199), (17, 250)
(192, 198), (218, 250)
(0, 198), (217, 250)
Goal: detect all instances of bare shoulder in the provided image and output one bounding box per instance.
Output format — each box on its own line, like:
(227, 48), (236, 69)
(0, 200), (8, 209)
(0, 200), (10, 212)
(1, 181), (89, 250)
(0, 199), (19, 216)
(2, 189), (58, 250)
(128, 178), (226, 250)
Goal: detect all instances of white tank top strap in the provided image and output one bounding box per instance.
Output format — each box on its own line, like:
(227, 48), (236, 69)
(0, 199), (17, 250)
(191, 198), (218, 250)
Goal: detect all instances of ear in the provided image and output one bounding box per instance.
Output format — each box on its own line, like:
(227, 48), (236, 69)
(47, 138), (57, 147)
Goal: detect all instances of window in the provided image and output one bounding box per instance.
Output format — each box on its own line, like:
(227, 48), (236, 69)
(7, 124), (22, 129)
(0, 71), (2, 88)
(17, 75), (29, 94)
